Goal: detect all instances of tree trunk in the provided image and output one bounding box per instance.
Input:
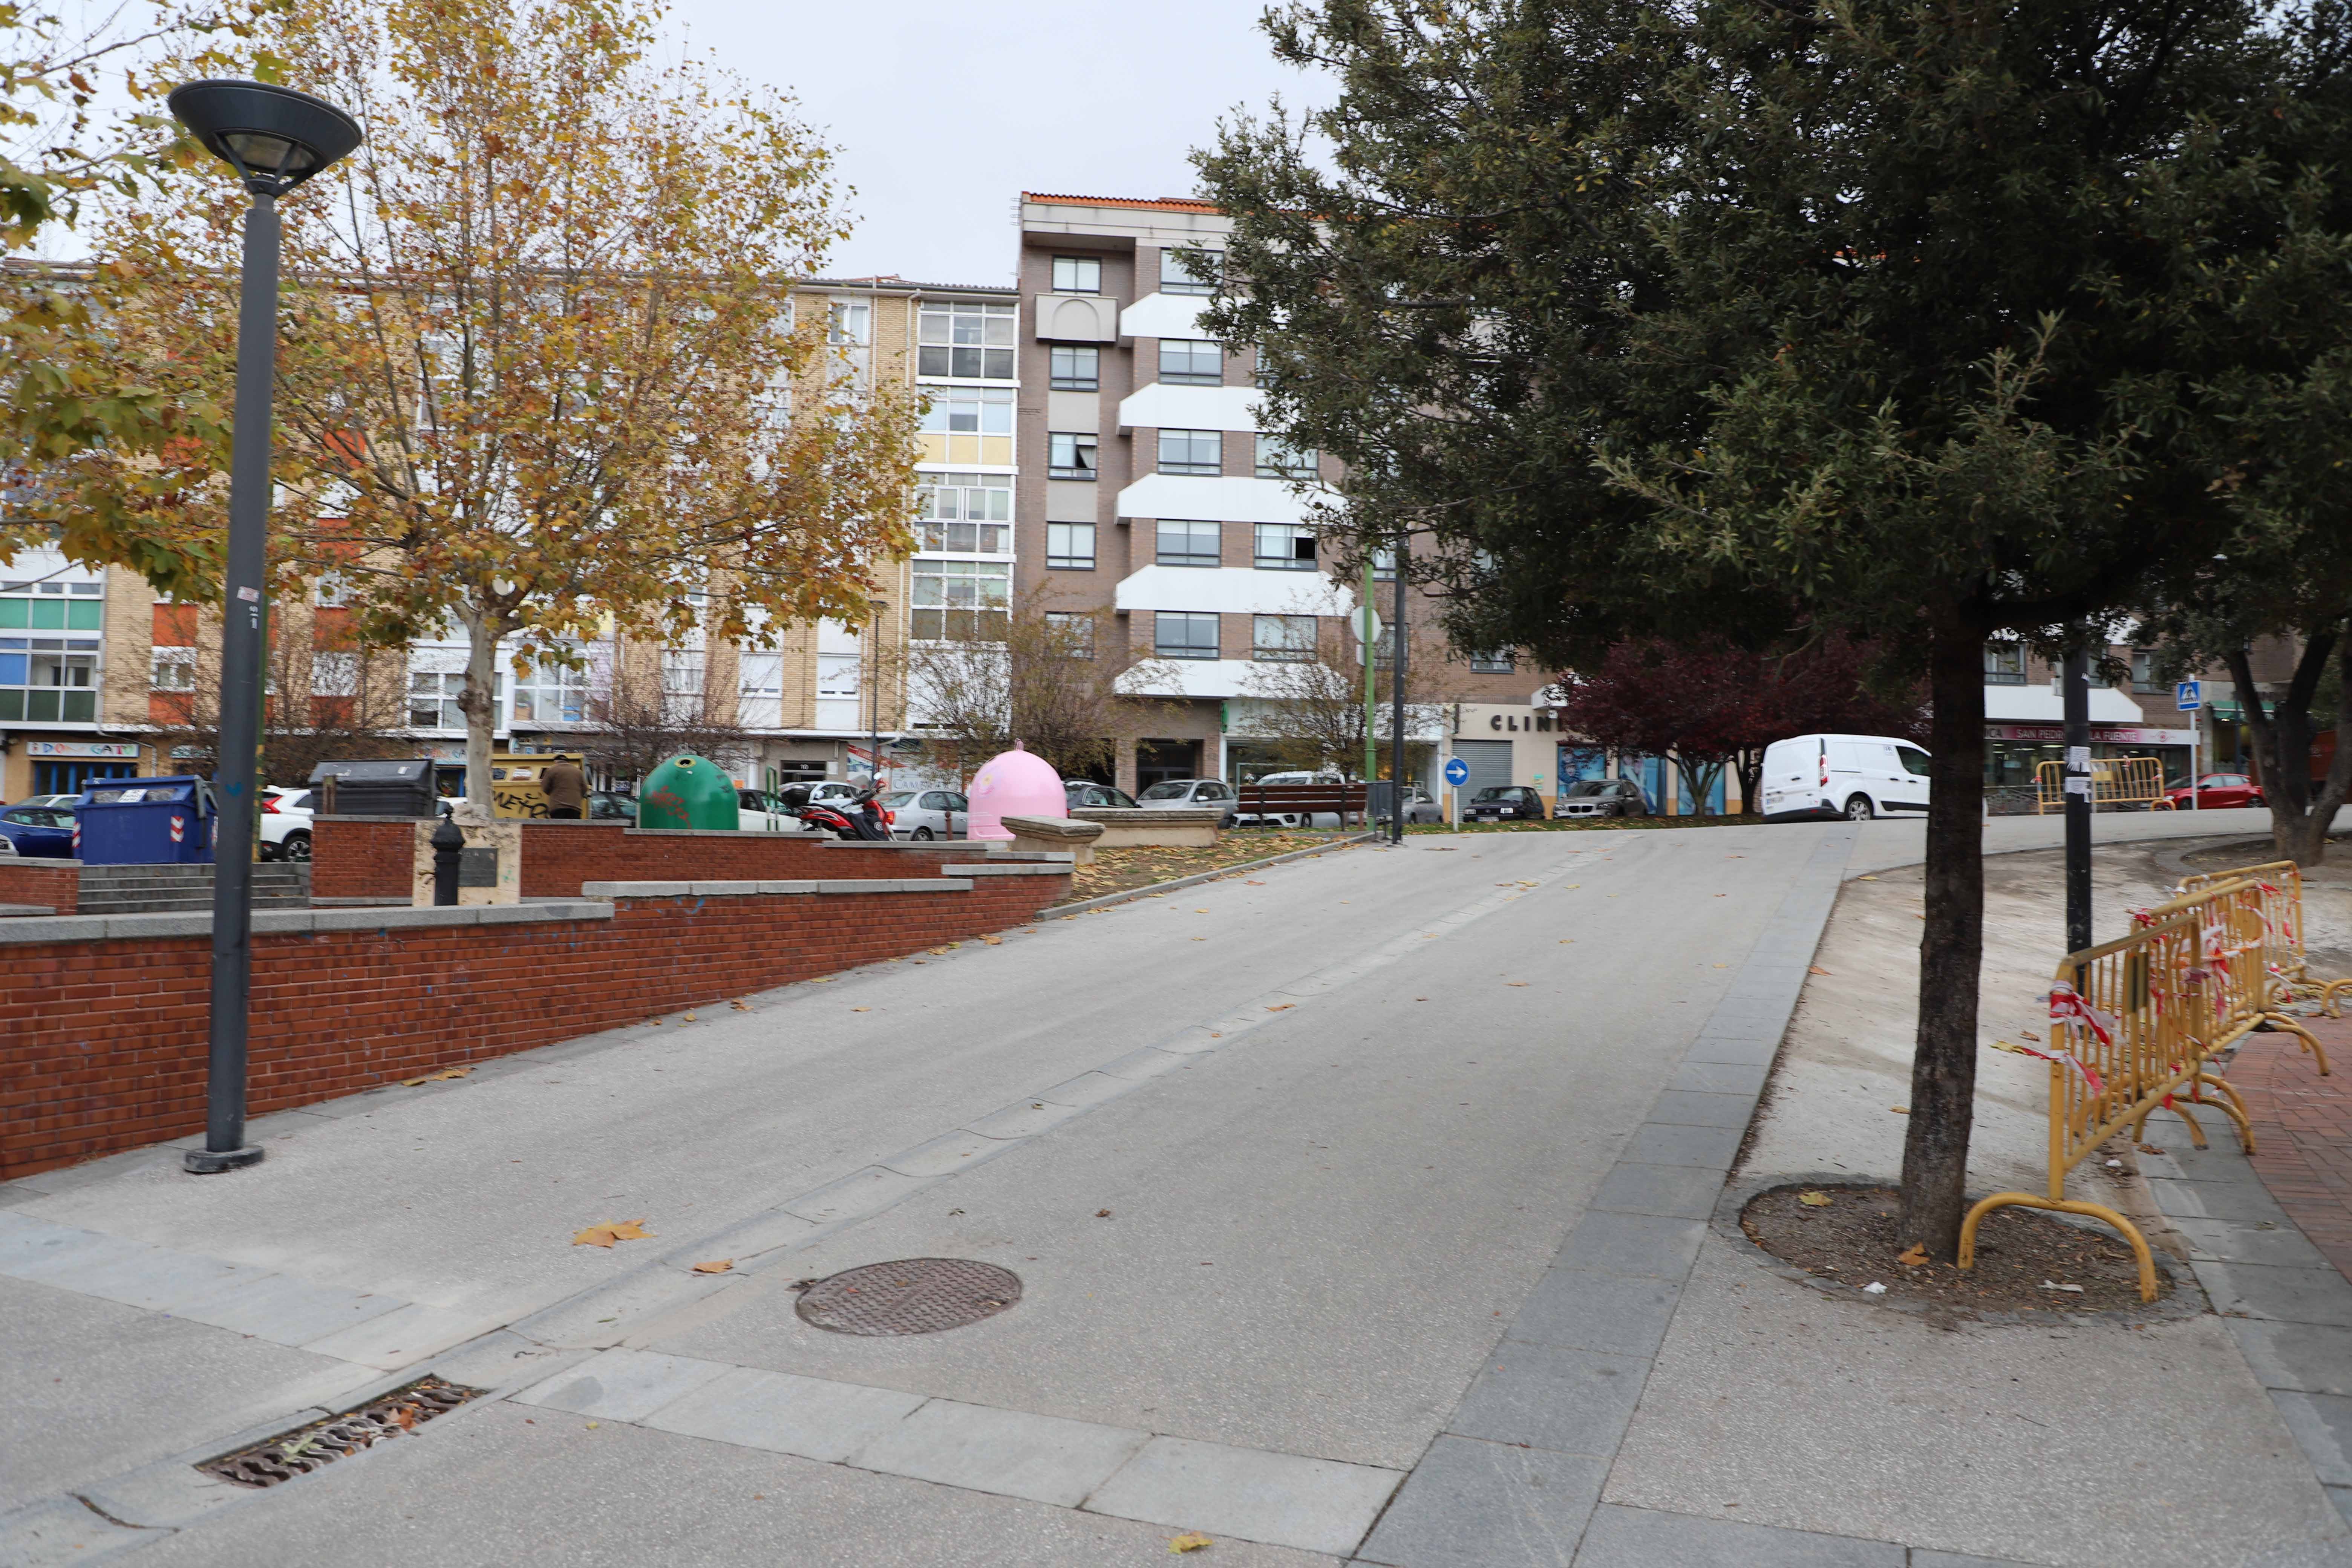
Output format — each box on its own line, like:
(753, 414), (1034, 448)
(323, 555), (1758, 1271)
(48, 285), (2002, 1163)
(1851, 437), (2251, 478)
(459, 612), (502, 818)
(1899, 613), (1989, 1260)
(1736, 748), (1764, 816)
(2234, 631), (2344, 868)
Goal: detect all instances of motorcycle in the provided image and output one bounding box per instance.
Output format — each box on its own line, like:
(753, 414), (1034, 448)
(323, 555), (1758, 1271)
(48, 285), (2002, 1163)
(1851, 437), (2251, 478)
(790, 785), (893, 842)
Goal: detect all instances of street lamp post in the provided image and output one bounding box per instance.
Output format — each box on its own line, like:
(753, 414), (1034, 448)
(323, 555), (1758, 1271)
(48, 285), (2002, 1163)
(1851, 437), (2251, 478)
(167, 80), (361, 1176)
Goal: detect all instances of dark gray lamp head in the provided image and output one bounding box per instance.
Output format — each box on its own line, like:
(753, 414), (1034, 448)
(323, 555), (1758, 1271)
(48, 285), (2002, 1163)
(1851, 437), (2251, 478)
(167, 80), (361, 195)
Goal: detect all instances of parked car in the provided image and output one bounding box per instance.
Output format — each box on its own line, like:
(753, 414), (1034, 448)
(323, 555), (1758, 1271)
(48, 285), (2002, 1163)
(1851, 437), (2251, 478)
(1065, 780), (1141, 809)
(736, 787), (821, 833)
(0, 799), (75, 856)
(1464, 784), (1548, 823)
(2165, 772), (2266, 810)
(259, 786), (315, 861)
(1137, 778), (1239, 827)
(882, 788), (968, 840)
(1393, 786), (1443, 824)
(1758, 733), (1932, 821)
(586, 790), (638, 823)
(1554, 779), (1651, 819)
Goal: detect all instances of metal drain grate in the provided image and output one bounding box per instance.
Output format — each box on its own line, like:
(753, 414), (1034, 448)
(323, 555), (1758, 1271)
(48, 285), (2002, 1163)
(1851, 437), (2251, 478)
(793, 1257), (1023, 1336)
(198, 1377), (484, 1488)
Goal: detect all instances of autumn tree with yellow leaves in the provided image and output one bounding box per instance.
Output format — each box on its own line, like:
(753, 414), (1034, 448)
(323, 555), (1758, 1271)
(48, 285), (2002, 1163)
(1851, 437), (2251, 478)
(77, 0), (921, 799)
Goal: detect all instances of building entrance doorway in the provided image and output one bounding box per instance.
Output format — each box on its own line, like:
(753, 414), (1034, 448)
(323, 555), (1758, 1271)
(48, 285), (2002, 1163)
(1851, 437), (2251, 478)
(34, 758), (137, 796)
(1136, 739), (1201, 789)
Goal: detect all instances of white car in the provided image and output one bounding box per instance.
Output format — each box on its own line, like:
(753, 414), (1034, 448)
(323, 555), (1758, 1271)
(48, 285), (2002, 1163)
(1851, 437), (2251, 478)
(1759, 733), (1932, 821)
(882, 788), (968, 841)
(735, 788), (822, 833)
(260, 786), (315, 861)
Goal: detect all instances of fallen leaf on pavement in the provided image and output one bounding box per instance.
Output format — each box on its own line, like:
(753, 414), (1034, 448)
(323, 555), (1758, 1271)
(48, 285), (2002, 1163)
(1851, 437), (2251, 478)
(1266, 1004), (1294, 1012)
(1507, 982), (1528, 987)
(1170, 1533), (1213, 1554)
(1195, 908), (1210, 913)
(1096, 1209), (1112, 1218)
(1858, 874), (1879, 880)
(1559, 938), (1575, 943)
(1712, 963), (1728, 968)
(1890, 1105), (1910, 1114)
(2137, 1143), (2166, 1155)
(1799, 1191), (1833, 1207)
(1898, 1243), (1929, 1267)
(810, 977), (834, 983)
(730, 1000), (749, 1011)
(853, 1007), (871, 1012)
(1245, 880), (1265, 885)
(572, 1219), (651, 1248)
(982, 935), (1002, 945)
(692, 1259), (734, 1274)
(392, 1406), (417, 1430)
(400, 1067), (473, 1086)
(2020, 1029), (2041, 1040)
(1809, 966), (1832, 975)
(929, 947), (951, 956)
(682, 1012), (696, 1022)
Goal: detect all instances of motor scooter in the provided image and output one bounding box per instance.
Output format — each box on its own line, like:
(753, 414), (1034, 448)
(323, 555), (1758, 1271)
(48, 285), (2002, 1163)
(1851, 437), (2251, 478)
(793, 786), (893, 841)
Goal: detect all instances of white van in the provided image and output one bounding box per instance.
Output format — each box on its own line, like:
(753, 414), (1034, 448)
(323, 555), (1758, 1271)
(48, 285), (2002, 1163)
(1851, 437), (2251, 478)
(1759, 734), (1932, 821)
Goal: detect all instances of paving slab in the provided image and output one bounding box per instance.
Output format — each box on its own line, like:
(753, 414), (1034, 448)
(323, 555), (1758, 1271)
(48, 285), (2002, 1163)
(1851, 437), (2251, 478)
(1501, 1267), (1684, 1360)
(1355, 1435), (1607, 1568)
(1081, 1434), (1401, 1556)
(640, 1366), (925, 1462)
(1552, 1213), (1706, 1279)
(1443, 1344), (1651, 1457)
(511, 1348), (732, 1422)
(848, 1398), (1148, 1508)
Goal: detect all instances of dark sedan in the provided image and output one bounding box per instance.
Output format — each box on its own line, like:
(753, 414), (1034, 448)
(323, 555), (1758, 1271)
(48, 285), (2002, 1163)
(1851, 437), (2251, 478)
(1554, 779), (1650, 819)
(0, 801), (76, 856)
(1464, 785), (1547, 823)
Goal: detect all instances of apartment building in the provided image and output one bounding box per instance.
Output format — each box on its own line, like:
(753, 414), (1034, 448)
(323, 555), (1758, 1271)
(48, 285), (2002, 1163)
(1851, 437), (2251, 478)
(1013, 193), (1540, 796)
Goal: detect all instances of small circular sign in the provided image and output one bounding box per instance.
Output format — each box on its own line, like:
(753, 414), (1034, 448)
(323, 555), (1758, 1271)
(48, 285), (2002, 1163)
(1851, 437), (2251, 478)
(1444, 757), (1471, 787)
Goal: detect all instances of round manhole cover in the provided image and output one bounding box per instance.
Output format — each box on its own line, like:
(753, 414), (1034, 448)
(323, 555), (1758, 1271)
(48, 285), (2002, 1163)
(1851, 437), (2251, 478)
(795, 1258), (1023, 1336)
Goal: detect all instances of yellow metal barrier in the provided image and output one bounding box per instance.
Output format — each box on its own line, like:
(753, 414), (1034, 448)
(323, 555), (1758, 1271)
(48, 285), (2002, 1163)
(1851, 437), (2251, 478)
(2032, 755), (2172, 814)
(2177, 859), (2352, 1020)
(1954, 873), (2340, 1300)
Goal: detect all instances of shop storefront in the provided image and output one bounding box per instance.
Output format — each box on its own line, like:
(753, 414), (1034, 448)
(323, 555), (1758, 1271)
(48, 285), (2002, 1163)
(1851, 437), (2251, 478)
(1984, 723), (2196, 790)
(12, 738), (149, 801)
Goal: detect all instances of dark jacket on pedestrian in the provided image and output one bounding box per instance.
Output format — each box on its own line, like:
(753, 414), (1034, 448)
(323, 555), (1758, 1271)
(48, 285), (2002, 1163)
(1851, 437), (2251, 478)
(540, 758), (586, 812)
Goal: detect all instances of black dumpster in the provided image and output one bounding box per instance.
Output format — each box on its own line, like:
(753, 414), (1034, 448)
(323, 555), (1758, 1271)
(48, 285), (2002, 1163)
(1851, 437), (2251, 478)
(307, 758), (436, 818)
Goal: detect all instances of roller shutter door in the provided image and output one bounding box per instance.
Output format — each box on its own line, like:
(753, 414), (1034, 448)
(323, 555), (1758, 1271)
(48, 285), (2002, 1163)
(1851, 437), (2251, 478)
(1451, 740), (1514, 795)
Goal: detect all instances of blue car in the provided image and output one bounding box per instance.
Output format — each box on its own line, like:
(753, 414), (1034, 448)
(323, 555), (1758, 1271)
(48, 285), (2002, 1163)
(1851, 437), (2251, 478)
(0, 798), (77, 857)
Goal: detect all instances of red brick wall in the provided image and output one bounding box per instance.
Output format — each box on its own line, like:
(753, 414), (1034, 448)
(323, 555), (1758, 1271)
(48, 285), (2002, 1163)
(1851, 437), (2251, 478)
(311, 817), (417, 899)
(0, 859), (78, 915)
(2, 873), (1068, 1181)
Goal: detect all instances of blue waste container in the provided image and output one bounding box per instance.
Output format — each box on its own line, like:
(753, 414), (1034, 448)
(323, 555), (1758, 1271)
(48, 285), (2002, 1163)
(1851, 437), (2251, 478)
(75, 775), (218, 864)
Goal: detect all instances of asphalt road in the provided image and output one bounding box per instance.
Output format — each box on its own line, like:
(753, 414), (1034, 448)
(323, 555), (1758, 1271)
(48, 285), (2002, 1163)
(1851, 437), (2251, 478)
(0, 820), (1860, 1565)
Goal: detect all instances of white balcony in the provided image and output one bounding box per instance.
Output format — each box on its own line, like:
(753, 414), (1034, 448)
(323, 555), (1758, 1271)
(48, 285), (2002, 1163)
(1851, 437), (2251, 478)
(1117, 383), (1263, 433)
(1114, 565), (1349, 619)
(1117, 292), (1215, 341)
(1116, 473), (1329, 527)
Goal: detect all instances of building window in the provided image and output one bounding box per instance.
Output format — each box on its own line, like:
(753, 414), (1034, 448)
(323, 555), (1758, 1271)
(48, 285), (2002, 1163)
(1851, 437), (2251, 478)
(1253, 614), (1316, 662)
(1372, 546), (1398, 580)
(151, 646), (196, 692)
(2130, 650), (2165, 694)
(816, 652), (861, 699)
(1158, 338), (1223, 386)
(1052, 256), (1101, 293)
(1156, 519), (1220, 568)
(1048, 432), (1098, 481)
(1254, 523), (1317, 570)
(1470, 650), (1516, 673)
(311, 651), (360, 698)
(1984, 642), (2026, 684)
(1254, 437), (1318, 481)
(919, 386), (1015, 467)
(828, 301), (870, 345)
(912, 559), (1011, 639)
(738, 652), (783, 728)
(407, 670), (479, 730)
(1046, 611), (1095, 657)
(1158, 428), (1223, 476)
(1156, 610), (1219, 659)
(0, 637), (98, 722)
(918, 299), (1016, 380)
(512, 652), (592, 723)
(1160, 248), (1220, 296)
(0, 591), (103, 632)
(1050, 345), (1099, 391)
(314, 572), (350, 608)
(1047, 522), (1096, 570)
(916, 472), (1012, 553)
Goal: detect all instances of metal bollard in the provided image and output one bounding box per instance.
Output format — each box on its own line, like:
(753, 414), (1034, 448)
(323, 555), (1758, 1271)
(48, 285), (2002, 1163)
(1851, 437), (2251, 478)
(432, 810), (465, 906)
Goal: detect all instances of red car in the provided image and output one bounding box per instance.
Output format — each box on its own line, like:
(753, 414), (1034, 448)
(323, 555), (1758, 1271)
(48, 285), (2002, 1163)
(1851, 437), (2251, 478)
(2165, 772), (2266, 809)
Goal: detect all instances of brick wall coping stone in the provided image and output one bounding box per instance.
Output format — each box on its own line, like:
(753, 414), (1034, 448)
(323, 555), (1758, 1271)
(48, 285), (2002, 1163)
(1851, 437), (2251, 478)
(0, 902), (55, 916)
(0, 898), (616, 946)
(578, 878), (974, 897)
(937, 862), (1073, 877)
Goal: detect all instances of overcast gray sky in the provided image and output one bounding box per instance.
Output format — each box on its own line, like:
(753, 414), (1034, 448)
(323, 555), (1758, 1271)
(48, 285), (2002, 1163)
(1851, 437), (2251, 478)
(662, 0), (1333, 286)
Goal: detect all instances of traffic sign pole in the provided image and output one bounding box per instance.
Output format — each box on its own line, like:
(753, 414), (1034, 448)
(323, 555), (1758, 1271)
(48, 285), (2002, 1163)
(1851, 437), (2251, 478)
(2177, 679), (2203, 811)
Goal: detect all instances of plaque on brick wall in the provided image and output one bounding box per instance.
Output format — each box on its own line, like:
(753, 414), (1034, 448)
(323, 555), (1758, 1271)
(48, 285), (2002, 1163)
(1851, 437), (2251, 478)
(458, 846), (499, 888)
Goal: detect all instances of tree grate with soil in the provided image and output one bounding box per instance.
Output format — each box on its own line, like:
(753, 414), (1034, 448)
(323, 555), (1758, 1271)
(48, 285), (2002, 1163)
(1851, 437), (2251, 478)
(1742, 1184), (2169, 1316)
